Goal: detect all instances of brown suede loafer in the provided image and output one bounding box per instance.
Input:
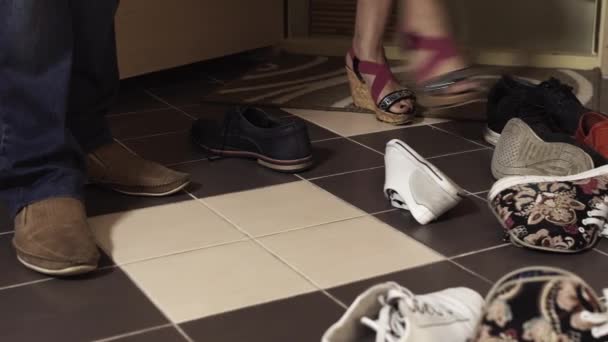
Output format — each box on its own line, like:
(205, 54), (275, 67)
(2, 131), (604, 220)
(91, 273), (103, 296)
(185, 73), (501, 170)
(13, 197), (99, 276)
(87, 142), (190, 196)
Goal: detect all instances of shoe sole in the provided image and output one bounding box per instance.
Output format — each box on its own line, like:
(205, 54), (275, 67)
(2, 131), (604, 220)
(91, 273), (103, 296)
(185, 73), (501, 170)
(483, 126), (500, 146)
(17, 255), (97, 276)
(385, 140), (463, 224)
(196, 143), (314, 173)
(491, 118), (593, 180)
(108, 181), (191, 197)
(488, 164), (608, 201)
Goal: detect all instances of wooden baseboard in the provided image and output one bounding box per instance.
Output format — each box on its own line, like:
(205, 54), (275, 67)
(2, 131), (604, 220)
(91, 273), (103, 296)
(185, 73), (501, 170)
(280, 37), (600, 71)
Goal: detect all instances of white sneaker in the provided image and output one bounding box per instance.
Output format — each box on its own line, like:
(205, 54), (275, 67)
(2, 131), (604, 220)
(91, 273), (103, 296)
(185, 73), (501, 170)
(322, 282), (484, 342)
(384, 139), (464, 224)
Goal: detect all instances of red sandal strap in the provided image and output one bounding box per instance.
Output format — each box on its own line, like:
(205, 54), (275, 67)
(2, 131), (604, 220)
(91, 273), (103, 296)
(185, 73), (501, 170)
(359, 61), (395, 103)
(403, 32), (459, 83)
(349, 50), (397, 103)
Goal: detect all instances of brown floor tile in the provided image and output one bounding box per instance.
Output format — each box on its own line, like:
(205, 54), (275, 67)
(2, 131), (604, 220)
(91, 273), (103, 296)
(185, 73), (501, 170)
(123, 131), (209, 165)
(375, 195), (505, 257)
(85, 185), (192, 217)
(0, 233), (114, 289)
(302, 119), (340, 142)
(595, 240), (608, 254)
(431, 149), (495, 193)
(312, 167), (392, 213)
(298, 138), (384, 179)
(0, 268), (167, 342)
(351, 125), (481, 157)
(109, 83), (168, 115)
(180, 292), (343, 342)
(432, 121), (493, 147)
(109, 109), (194, 140)
(454, 245), (608, 292)
(0, 234), (47, 288)
(105, 327), (186, 342)
(173, 158), (299, 199)
(328, 261), (491, 305)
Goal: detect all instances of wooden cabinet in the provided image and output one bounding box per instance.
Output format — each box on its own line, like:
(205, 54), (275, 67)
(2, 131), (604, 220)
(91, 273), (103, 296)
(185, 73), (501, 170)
(115, 0), (284, 78)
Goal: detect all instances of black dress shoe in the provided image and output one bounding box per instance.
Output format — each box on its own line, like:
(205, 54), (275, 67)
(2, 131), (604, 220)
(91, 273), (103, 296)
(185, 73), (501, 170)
(191, 107), (313, 172)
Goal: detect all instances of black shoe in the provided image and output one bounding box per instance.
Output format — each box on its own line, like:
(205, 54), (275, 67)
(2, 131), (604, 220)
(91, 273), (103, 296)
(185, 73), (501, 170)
(191, 107), (314, 172)
(485, 76), (587, 145)
(536, 77), (587, 134)
(485, 75), (536, 145)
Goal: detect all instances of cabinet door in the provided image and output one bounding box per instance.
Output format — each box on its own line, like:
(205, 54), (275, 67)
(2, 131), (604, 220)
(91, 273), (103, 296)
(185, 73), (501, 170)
(116, 0), (284, 78)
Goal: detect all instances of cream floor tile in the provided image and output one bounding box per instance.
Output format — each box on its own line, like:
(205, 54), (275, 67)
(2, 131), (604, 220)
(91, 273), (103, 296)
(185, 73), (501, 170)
(91, 200), (246, 264)
(123, 241), (316, 323)
(284, 108), (449, 137)
(203, 181), (365, 236)
(259, 216), (444, 288)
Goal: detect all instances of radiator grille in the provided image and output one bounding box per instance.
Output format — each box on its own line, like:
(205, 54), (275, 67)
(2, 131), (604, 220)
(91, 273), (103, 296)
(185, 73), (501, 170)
(310, 0), (398, 37)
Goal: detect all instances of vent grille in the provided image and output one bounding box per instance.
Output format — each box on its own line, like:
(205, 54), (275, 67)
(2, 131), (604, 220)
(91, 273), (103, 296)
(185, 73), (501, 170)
(310, 0), (398, 37)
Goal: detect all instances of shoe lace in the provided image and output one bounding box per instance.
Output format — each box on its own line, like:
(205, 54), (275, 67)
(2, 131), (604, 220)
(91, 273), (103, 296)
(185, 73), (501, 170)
(360, 287), (451, 342)
(582, 200), (608, 238)
(209, 111), (237, 162)
(580, 289), (608, 338)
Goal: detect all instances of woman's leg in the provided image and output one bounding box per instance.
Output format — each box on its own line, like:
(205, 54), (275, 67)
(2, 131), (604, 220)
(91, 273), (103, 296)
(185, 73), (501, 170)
(402, 0), (470, 85)
(348, 0), (412, 113)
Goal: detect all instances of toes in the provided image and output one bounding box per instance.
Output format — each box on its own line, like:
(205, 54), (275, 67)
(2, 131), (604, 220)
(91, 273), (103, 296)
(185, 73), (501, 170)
(389, 99), (414, 114)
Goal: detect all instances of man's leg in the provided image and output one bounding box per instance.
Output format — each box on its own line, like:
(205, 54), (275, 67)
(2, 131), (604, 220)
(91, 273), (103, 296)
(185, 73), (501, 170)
(67, 0), (191, 197)
(0, 1), (84, 214)
(66, 0), (118, 153)
(0, 0), (99, 275)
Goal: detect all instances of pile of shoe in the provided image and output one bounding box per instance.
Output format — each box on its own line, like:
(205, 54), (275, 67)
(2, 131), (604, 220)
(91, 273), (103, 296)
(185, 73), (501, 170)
(323, 266), (608, 342)
(484, 76), (608, 253)
(486, 76), (606, 179)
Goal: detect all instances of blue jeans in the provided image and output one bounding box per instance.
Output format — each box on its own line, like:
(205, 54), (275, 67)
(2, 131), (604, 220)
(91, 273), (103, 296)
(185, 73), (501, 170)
(0, 0), (118, 217)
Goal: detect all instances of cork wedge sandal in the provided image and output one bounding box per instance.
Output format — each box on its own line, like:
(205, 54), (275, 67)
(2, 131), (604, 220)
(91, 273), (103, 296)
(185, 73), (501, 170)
(346, 49), (416, 125)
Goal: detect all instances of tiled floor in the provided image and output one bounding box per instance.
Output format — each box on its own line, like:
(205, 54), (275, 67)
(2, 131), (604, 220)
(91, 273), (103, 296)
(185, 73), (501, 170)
(2, 51), (607, 342)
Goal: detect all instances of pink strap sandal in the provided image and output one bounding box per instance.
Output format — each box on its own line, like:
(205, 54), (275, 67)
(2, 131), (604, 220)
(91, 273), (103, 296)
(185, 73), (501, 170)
(403, 33), (487, 120)
(345, 49), (416, 125)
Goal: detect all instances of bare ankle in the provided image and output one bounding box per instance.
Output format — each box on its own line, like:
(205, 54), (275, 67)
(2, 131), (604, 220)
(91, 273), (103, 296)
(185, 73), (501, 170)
(352, 39), (385, 63)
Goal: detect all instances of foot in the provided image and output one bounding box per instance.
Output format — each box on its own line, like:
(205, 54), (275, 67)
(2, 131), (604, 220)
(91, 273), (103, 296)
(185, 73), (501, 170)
(346, 48), (414, 114)
(405, 33), (480, 95)
(87, 142), (190, 196)
(13, 197), (99, 276)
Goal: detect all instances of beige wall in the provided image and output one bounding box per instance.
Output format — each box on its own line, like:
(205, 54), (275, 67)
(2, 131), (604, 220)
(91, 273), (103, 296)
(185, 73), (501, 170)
(306, 0), (599, 55)
(447, 0), (599, 54)
(115, 0), (284, 78)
